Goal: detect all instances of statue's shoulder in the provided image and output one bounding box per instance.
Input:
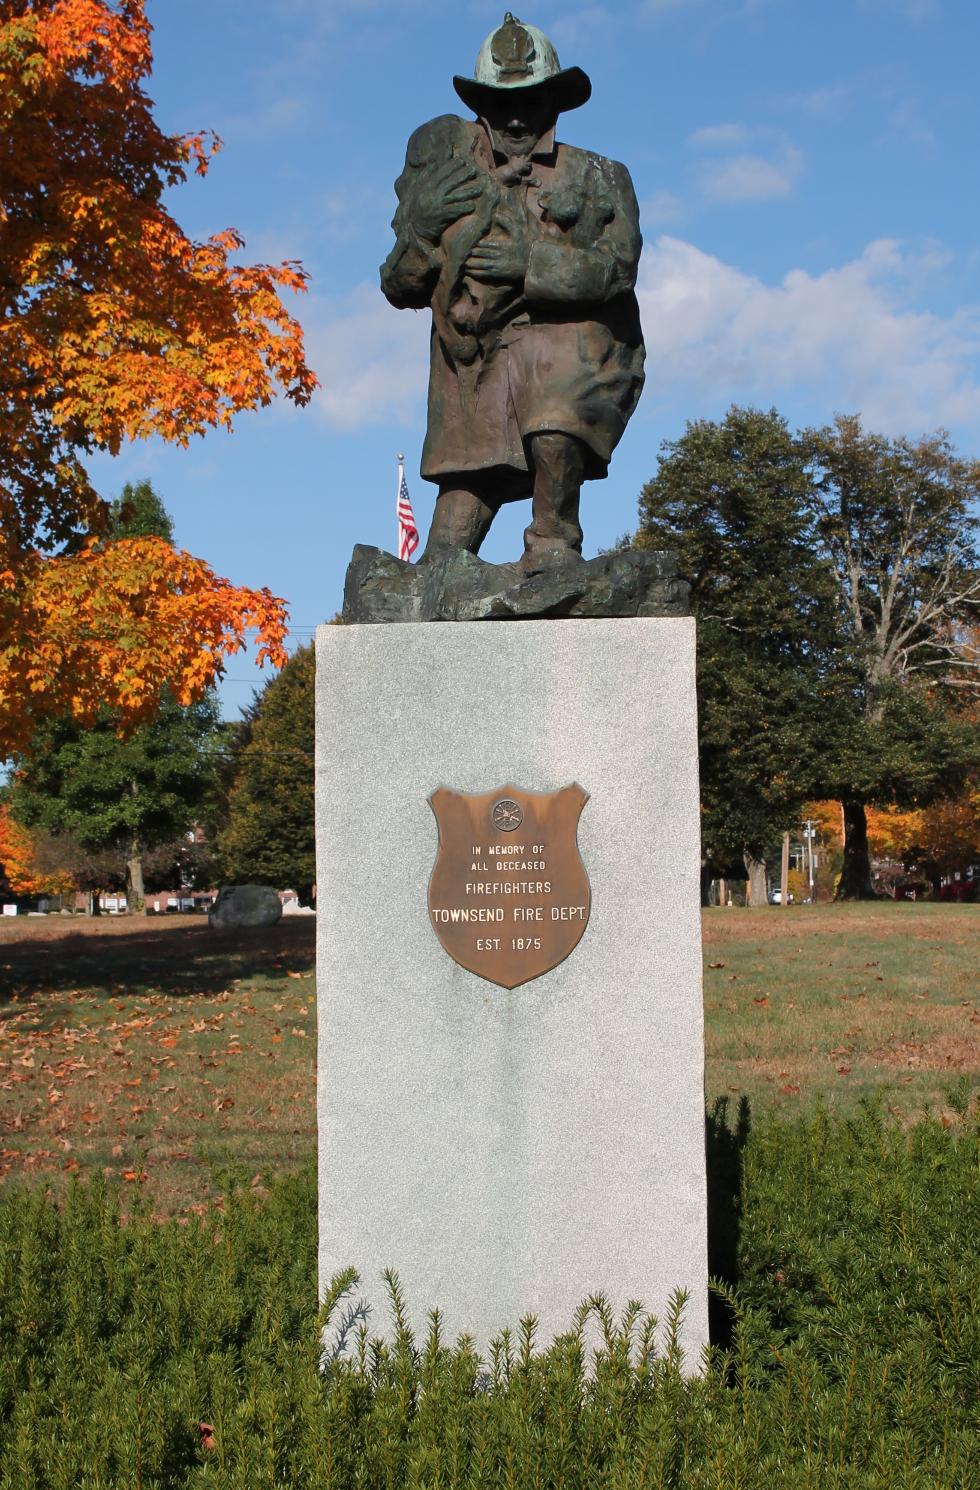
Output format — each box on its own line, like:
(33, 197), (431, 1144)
(557, 141), (636, 189)
(556, 142), (639, 221)
(405, 114), (478, 167)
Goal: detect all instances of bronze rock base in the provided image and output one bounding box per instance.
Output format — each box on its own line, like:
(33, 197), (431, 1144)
(341, 544), (689, 623)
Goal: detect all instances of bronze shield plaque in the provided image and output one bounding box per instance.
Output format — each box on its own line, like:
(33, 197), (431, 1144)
(427, 784), (591, 989)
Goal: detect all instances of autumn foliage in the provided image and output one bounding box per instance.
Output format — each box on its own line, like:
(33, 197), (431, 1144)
(1, 538), (288, 753)
(0, 0), (316, 752)
(867, 790), (980, 874)
(0, 801), (73, 895)
(805, 790), (980, 878)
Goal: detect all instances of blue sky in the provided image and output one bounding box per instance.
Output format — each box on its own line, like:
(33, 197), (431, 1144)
(88, 0), (980, 718)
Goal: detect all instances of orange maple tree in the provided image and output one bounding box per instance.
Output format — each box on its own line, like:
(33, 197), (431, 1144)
(0, 801), (74, 895)
(0, 0), (317, 755)
(867, 788), (980, 873)
(801, 800), (845, 850)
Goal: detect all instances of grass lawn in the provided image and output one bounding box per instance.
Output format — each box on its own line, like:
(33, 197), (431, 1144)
(1, 903), (976, 1213)
(703, 901), (979, 1114)
(0, 916), (316, 1214)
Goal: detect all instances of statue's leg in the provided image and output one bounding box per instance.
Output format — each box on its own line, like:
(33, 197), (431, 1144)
(422, 480), (498, 557)
(521, 432), (585, 571)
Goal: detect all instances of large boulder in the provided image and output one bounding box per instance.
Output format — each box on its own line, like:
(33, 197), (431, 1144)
(209, 885), (283, 930)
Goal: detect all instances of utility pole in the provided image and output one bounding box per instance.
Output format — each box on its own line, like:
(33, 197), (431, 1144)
(805, 819), (816, 900)
(780, 831), (790, 907)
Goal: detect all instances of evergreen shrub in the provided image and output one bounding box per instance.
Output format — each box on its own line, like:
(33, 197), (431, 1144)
(0, 1102), (976, 1488)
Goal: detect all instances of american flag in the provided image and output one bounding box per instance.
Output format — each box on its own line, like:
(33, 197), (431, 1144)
(396, 456), (419, 562)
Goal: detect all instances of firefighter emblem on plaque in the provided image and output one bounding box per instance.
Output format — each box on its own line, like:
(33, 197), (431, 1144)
(427, 784), (591, 989)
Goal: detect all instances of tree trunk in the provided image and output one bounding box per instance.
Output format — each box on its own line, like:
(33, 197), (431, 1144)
(718, 878), (727, 908)
(836, 797), (876, 900)
(86, 892), (101, 917)
(780, 832), (790, 907)
(126, 838), (146, 915)
(744, 853), (769, 907)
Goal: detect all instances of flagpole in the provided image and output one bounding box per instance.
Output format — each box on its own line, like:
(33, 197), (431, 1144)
(396, 452), (420, 563)
(393, 449), (402, 557)
(396, 452), (404, 555)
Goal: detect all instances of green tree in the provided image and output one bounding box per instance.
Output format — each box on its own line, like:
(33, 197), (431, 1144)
(635, 409), (980, 903)
(807, 417), (980, 897)
(11, 691), (221, 912)
(636, 407), (840, 905)
(217, 644), (315, 901)
(109, 479), (175, 543)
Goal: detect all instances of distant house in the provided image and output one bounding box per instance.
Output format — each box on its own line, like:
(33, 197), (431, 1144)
(147, 890), (216, 915)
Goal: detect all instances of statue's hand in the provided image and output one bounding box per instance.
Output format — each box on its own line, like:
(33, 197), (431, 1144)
(465, 222), (529, 286)
(413, 159), (484, 243)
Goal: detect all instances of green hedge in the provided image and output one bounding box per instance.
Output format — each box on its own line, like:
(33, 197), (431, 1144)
(0, 1100), (976, 1488)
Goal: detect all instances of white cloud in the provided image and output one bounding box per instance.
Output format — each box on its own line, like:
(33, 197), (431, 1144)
(859, 0), (940, 20)
(698, 148), (802, 202)
(885, 98), (937, 150)
(218, 92), (309, 142)
(642, 189), (687, 226)
(643, 0), (773, 13)
(787, 84), (852, 119)
(688, 122), (752, 150)
(300, 239), (980, 444)
(306, 286), (429, 429)
(688, 122), (804, 203)
(319, 185), (395, 243)
(548, 5), (614, 47)
(639, 236), (980, 436)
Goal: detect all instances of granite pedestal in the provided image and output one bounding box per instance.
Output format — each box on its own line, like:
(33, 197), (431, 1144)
(316, 617), (708, 1365)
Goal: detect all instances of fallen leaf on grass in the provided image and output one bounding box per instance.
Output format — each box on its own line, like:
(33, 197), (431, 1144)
(753, 997), (769, 1006)
(198, 1422), (217, 1453)
(837, 1065), (852, 1076)
(122, 1169), (149, 1183)
(707, 962), (726, 970)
